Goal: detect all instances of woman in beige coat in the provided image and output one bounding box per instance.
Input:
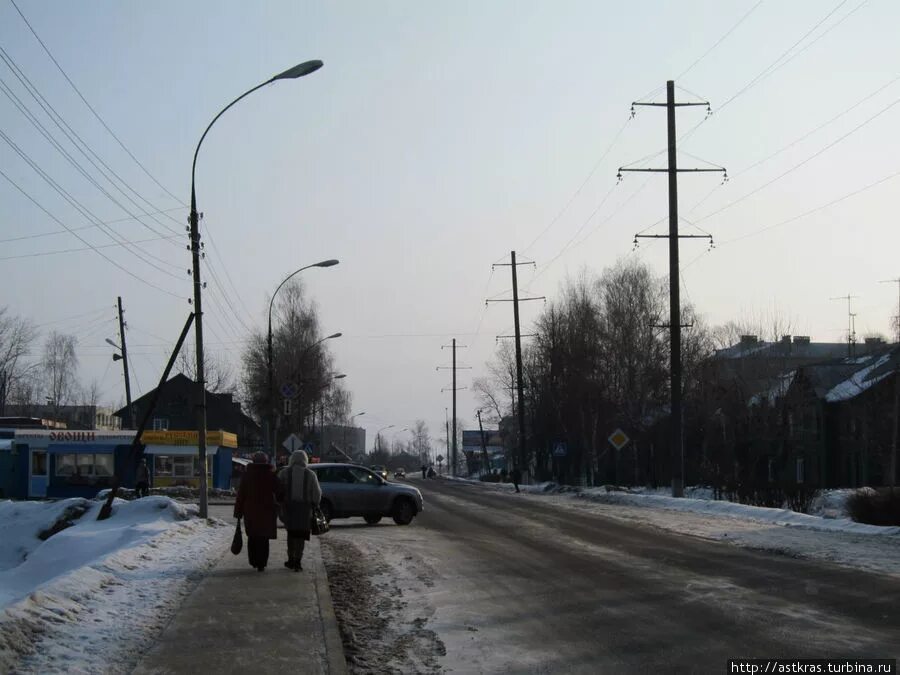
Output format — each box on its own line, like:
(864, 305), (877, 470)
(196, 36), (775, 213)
(277, 451), (322, 571)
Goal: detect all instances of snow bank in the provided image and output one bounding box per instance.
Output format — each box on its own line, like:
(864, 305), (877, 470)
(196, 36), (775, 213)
(444, 476), (899, 536)
(0, 497), (229, 674)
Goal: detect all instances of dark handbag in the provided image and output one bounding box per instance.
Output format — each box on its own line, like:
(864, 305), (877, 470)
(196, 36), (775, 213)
(231, 518), (243, 555)
(305, 470), (329, 535)
(311, 504), (329, 535)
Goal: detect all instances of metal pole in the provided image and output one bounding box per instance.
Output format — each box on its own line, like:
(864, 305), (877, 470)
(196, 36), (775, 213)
(511, 250), (527, 474)
(267, 314), (275, 464)
(117, 296), (134, 429)
(451, 338), (457, 476)
(666, 80), (684, 499)
(188, 186), (209, 517)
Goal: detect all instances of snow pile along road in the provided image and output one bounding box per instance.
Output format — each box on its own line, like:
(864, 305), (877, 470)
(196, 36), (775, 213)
(0, 497), (230, 674)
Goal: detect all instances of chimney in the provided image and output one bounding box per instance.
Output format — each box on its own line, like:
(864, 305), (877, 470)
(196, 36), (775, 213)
(793, 336), (810, 345)
(740, 335), (759, 345)
(781, 335), (791, 344)
(864, 337), (885, 345)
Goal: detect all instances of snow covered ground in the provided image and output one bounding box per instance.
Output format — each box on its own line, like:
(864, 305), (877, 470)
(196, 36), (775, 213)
(0, 497), (230, 674)
(449, 478), (900, 577)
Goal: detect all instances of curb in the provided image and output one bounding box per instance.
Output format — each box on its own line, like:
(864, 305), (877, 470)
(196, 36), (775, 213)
(311, 538), (349, 675)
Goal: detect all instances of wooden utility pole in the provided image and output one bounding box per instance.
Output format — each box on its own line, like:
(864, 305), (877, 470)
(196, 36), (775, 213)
(487, 252), (544, 474)
(622, 80), (724, 498)
(437, 340), (470, 476)
(115, 296), (134, 428)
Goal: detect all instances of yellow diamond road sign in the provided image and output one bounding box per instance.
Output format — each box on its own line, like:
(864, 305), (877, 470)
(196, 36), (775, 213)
(608, 428), (629, 450)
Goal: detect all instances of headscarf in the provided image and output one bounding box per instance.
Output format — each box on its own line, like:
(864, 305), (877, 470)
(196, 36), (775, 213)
(288, 451), (309, 499)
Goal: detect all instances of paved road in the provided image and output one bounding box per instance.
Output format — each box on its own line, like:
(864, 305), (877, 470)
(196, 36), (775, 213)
(378, 477), (900, 673)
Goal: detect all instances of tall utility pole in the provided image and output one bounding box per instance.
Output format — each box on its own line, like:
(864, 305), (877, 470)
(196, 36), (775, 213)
(437, 339), (470, 476)
(883, 278), (900, 489)
(487, 252), (544, 473)
(116, 297), (133, 428)
(621, 80), (724, 498)
(476, 408), (491, 473)
(830, 294), (859, 357)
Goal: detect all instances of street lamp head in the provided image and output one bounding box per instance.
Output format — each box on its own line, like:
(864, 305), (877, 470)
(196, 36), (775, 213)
(105, 338), (120, 350)
(314, 259), (339, 268)
(325, 332), (342, 340)
(332, 374), (347, 380)
(272, 60), (324, 81)
(112, 353), (123, 362)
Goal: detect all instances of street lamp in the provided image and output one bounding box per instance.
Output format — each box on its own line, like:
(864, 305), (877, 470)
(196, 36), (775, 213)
(189, 59), (323, 517)
(344, 411), (365, 458)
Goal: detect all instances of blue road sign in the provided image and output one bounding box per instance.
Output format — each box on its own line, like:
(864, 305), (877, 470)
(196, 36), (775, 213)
(303, 442), (314, 453)
(553, 442), (567, 457)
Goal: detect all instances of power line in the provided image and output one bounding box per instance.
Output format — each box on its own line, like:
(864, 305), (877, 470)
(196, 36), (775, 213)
(695, 93), (900, 224)
(9, 0), (185, 206)
(521, 116), (631, 254)
(0, 232), (180, 261)
(687, 69), (900, 215)
(0, 49), (183, 243)
(3, 14), (258, 331)
(0, 166), (182, 298)
(0, 127), (183, 279)
(675, 0), (764, 81)
(0, 206), (187, 245)
(720, 165), (900, 245)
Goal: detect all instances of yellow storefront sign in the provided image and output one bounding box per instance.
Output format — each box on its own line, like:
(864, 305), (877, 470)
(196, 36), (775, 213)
(140, 430), (238, 448)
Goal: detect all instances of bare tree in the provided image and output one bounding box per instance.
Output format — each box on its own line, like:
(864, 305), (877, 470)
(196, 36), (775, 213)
(43, 331), (79, 414)
(176, 344), (235, 393)
(0, 307), (37, 414)
(411, 420), (431, 463)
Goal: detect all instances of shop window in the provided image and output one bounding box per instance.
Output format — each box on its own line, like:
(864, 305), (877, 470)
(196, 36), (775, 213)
(32, 451), (48, 477)
(77, 454), (95, 476)
(56, 454), (77, 477)
(154, 455), (174, 476)
(94, 454), (114, 477)
(173, 456), (193, 478)
(153, 418), (169, 431)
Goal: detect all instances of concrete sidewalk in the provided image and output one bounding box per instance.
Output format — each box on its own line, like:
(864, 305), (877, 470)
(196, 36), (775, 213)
(133, 534), (347, 674)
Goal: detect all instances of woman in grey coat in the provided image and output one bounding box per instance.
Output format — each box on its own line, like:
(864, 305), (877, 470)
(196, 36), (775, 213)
(277, 450), (322, 571)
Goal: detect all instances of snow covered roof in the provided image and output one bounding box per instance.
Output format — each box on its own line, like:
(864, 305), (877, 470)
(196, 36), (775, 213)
(748, 370), (796, 407)
(824, 350), (899, 402)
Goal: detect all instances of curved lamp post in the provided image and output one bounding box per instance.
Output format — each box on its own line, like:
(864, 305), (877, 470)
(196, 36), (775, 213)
(188, 59), (323, 517)
(344, 411), (366, 458)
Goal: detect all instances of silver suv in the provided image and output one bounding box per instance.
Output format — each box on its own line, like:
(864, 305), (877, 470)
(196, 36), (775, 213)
(309, 463), (424, 525)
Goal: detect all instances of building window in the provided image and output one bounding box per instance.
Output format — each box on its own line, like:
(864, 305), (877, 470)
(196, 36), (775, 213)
(796, 457), (805, 484)
(54, 453), (113, 478)
(32, 451), (48, 477)
(153, 455), (210, 478)
(153, 418), (169, 431)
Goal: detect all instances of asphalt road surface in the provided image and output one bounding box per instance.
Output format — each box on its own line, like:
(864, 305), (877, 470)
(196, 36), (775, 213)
(328, 477), (900, 674)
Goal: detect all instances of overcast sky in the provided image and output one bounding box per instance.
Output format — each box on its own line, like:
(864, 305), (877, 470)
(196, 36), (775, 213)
(2, 0), (898, 449)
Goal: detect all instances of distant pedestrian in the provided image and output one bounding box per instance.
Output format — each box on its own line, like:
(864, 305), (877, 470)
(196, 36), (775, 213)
(421, 464), (427, 479)
(234, 452), (282, 572)
(277, 450), (321, 572)
(511, 466), (521, 493)
(135, 458), (150, 498)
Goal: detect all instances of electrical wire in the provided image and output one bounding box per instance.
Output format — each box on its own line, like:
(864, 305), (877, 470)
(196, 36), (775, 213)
(720, 166), (900, 245)
(521, 116), (631, 254)
(0, 166), (182, 298)
(695, 93), (900, 224)
(0, 232), (181, 261)
(675, 0), (764, 81)
(9, 0), (185, 206)
(0, 128), (184, 278)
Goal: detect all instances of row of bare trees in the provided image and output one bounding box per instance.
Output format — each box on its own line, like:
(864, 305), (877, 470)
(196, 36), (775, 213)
(475, 259), (713, 485)
(0, 307), (95, 416)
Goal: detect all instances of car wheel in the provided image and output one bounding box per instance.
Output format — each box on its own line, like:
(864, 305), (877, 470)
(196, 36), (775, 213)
(391, 497), (415, 526)
(364, 515), (382, 525)
(320, 500), (333, 522)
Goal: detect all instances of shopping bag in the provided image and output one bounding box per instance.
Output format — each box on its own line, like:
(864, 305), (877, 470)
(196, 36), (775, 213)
(231, 518), (243, 554)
